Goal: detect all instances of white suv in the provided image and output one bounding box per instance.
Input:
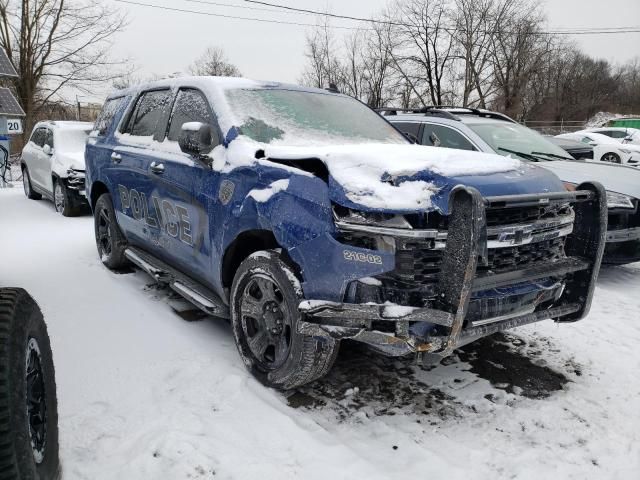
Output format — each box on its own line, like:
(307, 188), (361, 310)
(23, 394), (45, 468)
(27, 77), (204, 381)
(21, 121), (93, 216)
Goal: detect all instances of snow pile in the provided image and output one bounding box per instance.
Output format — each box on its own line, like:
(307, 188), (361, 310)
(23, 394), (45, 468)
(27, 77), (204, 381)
(585, 112), (624, 128)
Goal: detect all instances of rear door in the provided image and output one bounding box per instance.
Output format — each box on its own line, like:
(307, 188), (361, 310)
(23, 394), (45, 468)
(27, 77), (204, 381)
(24, 127), (48, 189)
(420, 123), (478, 151)
(147, 87), (221, 287)
(22, 127), (43, 185)
(109, 88), (174, 252)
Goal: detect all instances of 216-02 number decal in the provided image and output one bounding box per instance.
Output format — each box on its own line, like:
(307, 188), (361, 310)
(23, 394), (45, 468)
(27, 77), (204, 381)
(343, 249), (383, 265)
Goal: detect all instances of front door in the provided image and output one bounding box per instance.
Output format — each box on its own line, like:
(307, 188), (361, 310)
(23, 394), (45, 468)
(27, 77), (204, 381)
(147, 88), (221, 288)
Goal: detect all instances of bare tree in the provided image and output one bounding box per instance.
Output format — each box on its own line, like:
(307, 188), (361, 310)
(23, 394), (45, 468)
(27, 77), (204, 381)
(299, 17), (344, 90)
(387, 0), (458, 107)
(187, 46), (241, 77)
(489, 1), (553, 118)
(0, 0), (126, 137)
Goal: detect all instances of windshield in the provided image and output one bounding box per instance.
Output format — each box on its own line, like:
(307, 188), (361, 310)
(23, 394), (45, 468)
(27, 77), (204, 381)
(225, 88), (407, 146)
(467, 122), (574, 161)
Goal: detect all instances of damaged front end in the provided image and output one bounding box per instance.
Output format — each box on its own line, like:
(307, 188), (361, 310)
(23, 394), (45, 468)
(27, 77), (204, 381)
(298, 183), (607, 357)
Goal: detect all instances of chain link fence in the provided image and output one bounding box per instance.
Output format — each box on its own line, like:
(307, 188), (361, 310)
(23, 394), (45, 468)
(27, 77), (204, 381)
(522, 120), (587, 135)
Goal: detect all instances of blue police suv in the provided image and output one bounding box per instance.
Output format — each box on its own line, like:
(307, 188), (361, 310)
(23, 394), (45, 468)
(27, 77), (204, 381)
(85, 77), (606, 389)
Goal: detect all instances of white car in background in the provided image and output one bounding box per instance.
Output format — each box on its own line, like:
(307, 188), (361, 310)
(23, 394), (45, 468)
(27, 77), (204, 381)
(20, 121), (92, 216)
(584, 127), (640, 145)
(555, 131), (640, 166)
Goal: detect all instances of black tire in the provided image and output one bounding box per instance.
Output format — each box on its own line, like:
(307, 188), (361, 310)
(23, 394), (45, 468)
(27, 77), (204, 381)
(230, 250), (339, 390)
(21, 167), (41, 200)
(94, 193), (129, 270)
(53, 179), (79, 217)
(0, 288), (59, 480)
(601, 152), (621, 164)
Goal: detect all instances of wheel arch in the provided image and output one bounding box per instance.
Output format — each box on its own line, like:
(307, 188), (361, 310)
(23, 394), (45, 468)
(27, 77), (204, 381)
(90, 181), (109, 210)
(221, 229), (281, 289)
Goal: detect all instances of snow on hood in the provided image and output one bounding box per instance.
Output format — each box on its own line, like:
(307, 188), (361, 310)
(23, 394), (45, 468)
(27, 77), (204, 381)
(263, 144), (521, 210)
(212, 138), (522, 210)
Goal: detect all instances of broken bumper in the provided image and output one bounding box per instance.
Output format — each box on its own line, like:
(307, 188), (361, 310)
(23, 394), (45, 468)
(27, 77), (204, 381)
(299, 183), (608, 357)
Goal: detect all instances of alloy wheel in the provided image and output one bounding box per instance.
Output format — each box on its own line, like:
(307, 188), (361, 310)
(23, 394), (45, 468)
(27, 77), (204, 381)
(25, 337), (47, 464)
(54, 183), (65, 213)
(97, 208), (113, 258)
(22, 172), (30, 197)
(240, 274), (292, 371)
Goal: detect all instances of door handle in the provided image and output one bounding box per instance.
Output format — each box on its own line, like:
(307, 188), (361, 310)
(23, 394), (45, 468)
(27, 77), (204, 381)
(150, 161), (165, 174)
(111, 152), (122, 163)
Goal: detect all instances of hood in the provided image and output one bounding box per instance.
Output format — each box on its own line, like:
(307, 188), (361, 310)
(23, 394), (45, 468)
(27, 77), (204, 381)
(539, 160), (640, 199)
(262, 143), (565, 214)
(52, 150), (85, 177)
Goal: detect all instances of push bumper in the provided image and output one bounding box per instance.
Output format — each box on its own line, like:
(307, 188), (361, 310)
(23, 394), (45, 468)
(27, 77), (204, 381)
(299, 183), (608, 357)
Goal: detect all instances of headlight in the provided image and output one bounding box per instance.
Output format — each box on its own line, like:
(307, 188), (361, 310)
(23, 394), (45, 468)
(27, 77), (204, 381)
(333, 206), (412, 229)
(606, 191), (635, 210)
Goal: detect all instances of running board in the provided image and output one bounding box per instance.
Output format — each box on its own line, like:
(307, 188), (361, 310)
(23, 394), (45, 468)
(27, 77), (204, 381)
(124, 247), (230, 318)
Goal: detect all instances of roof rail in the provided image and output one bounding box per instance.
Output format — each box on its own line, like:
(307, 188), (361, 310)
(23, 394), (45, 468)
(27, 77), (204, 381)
(429, 106), (517, 124)
(377, 107), (460, 121)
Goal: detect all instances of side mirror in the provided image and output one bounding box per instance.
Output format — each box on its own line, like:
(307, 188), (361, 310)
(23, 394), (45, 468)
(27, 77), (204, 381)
(624, 135), (633, 143)
(178, 122), (214, 157)
(42, 144), (53, 155)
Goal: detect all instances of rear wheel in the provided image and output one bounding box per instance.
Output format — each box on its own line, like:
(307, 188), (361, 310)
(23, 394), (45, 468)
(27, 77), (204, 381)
(601, 152), (621, 163)
(22, 166), (41, 200)
(231, 250), (339, 390)
(94, 193), (129, 270)
(0, 288), (59, 480)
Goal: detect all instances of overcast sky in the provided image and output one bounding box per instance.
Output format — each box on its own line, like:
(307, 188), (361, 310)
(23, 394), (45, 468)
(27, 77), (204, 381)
(97, 0), (640, 102)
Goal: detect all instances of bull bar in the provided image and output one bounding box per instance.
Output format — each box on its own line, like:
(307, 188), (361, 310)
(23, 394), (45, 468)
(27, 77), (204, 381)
(298, 182), (608, 357)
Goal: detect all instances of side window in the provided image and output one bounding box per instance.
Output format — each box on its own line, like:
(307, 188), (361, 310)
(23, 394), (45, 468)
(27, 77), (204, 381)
(94, 97), (125, 136)
(393, 122), (421, 143)
(126, 89), (172, 138)
(594, 130), (614, 137)
(30, 128), (46, 147)
(167, 89), (214, 142)
(581, 136), (593, 144)
(45, 129), (54, 148)
(422, 124), (476, 151)
(610, 131), (627, 139)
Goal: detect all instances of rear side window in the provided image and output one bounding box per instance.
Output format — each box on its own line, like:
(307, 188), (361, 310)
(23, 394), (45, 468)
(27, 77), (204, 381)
(422, 124), (476, 151)
(167, 89), (214, 142)
(30, 128), (46, 147)
(94, 97), (125, 136)
(393, 122), (421, 142)
(126, 89), (172, 138)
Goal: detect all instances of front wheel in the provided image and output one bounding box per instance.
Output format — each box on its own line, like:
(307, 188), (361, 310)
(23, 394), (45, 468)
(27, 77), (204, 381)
(94, 193), (130, 270)
(53, 180), (79, 217)
(0, 288), (60, 480)
(230, 250), (339, 390)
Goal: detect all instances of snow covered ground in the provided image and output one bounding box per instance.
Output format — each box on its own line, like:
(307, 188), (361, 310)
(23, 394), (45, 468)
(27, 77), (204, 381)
(1, 185), (639, 480)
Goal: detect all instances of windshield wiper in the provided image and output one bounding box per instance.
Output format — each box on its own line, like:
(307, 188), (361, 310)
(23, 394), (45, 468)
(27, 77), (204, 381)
(531, 151), (574, 161)
(497, 147), (541, 162)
